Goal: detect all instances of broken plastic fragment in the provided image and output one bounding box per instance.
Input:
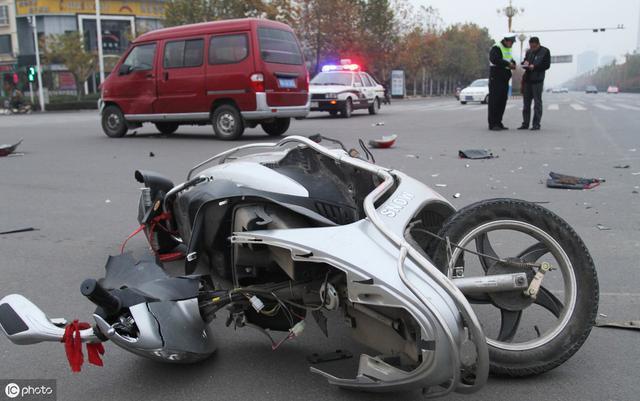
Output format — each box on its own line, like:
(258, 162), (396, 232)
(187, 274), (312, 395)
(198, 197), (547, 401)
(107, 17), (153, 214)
(0, 138), (23, 157)
(368, 134), (397, 149)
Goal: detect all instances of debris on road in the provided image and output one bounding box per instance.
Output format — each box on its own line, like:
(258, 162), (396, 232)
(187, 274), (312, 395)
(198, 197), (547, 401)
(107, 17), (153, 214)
(431, 173), (439, 177)
(372, 122), (385, 126)
(546, 172), (604, 190)
(0, 227), (38, 235)
(453, 193), (461, 198)
(596, 224), (611, 231)
(105, 199), (111, 204)
(435, 184), (447, 187)
(0, 138), (23, 157)
(596, 320), (640, 331)
(613, 164), (630, 169)
(458, 149), (496, 159)
(405, 154), (419, 158)
(149, 152), (155, 157)
(368, 134), (397, 149)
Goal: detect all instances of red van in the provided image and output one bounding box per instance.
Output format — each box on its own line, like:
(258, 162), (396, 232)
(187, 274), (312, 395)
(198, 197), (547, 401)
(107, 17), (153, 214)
(99, 18), (309, 140)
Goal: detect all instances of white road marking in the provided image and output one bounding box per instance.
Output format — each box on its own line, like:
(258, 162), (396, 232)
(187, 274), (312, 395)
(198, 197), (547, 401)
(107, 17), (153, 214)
(570, 103), (587, 111)
(615, 104), (640, 111)
(593, 103), (615, 110)
(548, 104), (559, 110)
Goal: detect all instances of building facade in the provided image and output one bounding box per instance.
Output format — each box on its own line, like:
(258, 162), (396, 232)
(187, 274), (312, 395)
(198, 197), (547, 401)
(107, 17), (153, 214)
(0, 0), (19, 88)
(14, 0), (165, 95)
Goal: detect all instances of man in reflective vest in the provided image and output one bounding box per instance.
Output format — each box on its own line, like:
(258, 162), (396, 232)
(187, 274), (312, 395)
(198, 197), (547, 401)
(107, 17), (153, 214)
(488, 33), (517, 131)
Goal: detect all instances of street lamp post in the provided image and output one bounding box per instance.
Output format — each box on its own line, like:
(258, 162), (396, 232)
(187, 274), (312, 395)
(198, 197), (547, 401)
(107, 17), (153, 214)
(29, 16), (45, 112)
(518, 33), (527, 61)
(95, 0), (105, 86)
(498, 0), (524, 32)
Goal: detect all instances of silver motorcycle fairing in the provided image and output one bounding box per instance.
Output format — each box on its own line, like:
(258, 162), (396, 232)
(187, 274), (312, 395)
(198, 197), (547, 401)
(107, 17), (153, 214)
(94, 298), (216, 363)
(229, 167), (483, 393)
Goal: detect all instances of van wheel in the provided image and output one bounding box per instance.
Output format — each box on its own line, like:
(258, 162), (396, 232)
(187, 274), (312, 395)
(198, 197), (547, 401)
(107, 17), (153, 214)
(101, 105), (127, 138)
(341, 98), (353, 118)
(329, 111), (338, 117)
(212, 104), (244, 140)
(460, 101), (467, 105)
(368, 97), (380, 115)
(155, 122), (179, 135)
(261, 118), (291, 136)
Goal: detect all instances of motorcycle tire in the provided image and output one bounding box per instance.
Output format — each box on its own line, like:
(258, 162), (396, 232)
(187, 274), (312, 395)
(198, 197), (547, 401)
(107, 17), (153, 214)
(429, 198), (598, 377)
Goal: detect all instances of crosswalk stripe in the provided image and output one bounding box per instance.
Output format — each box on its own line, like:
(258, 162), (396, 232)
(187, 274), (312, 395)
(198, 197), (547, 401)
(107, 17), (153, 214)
(615, 104), (640, 111)
(570, 103), (586, 111)
(548, 104), (559, 110)
(593, 103), (615, 110)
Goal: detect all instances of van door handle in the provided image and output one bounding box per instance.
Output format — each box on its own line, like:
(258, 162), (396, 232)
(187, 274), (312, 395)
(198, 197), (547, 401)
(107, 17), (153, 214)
(146, 73), (154, 78)
(163, 72), (169, 81)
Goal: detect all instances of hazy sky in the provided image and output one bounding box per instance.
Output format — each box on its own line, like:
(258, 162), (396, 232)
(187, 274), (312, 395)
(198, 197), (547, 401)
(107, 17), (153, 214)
(409, 0), (640, 85)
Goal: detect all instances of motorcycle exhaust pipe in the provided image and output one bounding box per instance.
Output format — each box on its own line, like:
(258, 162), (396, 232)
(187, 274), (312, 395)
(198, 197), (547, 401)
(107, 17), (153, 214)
(0, 294), (99, 345)
(453, 272), (529, 295)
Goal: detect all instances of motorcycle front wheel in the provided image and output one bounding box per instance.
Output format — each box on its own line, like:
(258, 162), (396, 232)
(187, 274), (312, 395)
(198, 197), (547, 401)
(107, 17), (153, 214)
(428, 198), (599, 376)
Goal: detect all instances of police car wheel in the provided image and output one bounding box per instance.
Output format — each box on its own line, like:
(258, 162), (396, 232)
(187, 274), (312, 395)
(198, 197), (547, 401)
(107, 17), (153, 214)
(482, 95), (489, 104)
(341, 98), (353, 118)
(368, 98), (380, 115)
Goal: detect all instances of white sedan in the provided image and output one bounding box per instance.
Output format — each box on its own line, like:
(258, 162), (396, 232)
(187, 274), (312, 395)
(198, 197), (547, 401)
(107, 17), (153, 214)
(460, 79), (489, 104)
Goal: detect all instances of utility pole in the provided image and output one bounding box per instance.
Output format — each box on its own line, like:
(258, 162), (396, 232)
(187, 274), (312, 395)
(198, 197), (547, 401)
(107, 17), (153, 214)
(498, 0), (524, 32)
(95, 0), (105, 86)
(29, 16), (45, 112)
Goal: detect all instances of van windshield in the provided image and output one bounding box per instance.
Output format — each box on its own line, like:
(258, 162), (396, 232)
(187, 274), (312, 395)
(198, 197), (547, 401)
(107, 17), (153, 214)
(258, 28), (303, 65)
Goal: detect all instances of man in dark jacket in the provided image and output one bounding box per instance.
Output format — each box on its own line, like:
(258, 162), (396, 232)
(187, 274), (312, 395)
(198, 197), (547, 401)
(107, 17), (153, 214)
(488, 33), (517, 131)
(518, 37), (550, 131)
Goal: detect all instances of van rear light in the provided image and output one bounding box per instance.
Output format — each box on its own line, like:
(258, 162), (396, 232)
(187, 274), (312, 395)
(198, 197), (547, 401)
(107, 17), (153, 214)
(250, 73), (265, 92)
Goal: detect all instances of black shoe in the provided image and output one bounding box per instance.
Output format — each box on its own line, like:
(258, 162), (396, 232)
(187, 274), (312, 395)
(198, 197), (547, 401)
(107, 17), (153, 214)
(500, 126), (509, 130)
(517, 125), (529, 130)
(530, 126), (540, 131)
(489, 126), (503, 131)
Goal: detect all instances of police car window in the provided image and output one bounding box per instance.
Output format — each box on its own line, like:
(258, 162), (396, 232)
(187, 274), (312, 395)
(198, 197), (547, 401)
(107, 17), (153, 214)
(209, 34), (248, 65)
(164, 39), (203, 68)
(470, 79), (488, 87)
(123, 43), (156, 71)
(359, 73), (372, 86)
(258, 28), (303, 65)
(310, 72), (352, 86)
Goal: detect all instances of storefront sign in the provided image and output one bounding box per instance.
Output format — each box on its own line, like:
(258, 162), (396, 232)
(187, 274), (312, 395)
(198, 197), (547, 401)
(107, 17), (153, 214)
(16, 0), (164, 18)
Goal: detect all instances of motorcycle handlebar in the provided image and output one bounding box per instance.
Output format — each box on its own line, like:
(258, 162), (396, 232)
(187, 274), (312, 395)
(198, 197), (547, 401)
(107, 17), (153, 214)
(81, 279), (122, 316)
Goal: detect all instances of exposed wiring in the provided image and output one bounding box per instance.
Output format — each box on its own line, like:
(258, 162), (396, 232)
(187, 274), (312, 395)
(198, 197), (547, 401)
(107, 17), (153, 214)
(358, 138), (376, 163)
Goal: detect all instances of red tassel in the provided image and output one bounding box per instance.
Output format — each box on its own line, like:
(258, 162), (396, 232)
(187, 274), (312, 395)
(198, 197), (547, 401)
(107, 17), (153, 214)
(63, 320), (104, 372)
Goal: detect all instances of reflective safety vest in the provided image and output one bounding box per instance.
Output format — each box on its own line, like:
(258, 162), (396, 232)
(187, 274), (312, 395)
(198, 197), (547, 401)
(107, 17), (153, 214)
(490, 41), (513, 69)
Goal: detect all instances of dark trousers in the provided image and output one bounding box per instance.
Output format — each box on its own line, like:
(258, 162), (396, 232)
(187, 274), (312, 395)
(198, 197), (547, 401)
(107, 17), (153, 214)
(522, 81), (544, 128)
(488, 75), (509, 128)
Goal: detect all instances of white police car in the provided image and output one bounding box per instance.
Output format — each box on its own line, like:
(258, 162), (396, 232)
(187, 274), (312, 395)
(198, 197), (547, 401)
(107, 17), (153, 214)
(309, 63), (385, 118)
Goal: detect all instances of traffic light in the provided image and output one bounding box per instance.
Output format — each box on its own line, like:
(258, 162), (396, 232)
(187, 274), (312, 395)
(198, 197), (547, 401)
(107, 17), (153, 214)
(27, 66), (36, 82)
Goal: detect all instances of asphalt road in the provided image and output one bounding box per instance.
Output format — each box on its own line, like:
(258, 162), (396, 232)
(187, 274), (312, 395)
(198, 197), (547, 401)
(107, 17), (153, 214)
(1, 92), (639, 401)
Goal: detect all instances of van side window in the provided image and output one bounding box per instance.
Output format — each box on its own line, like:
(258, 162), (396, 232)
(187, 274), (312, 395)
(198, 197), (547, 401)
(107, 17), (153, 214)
(209, 34), (249, 65)
(258, 28), (303, 65)
(123, 43), (156, 71)
(163, 39), (204, 69)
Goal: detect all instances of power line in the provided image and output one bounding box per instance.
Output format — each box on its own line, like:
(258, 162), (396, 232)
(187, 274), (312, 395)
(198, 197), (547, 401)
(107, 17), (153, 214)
(513, 25), (624, 34)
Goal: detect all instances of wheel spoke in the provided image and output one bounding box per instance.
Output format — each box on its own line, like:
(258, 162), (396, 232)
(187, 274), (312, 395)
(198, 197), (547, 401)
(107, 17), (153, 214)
(517, 241), (549, 263)
(497, 310), (522, 342)
(535, 287), (564, 318)
(475, 233), (500, 272)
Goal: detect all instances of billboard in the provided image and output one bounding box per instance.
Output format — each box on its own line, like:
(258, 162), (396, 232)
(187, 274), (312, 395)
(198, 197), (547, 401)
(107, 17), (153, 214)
(391, 70), (405, 97)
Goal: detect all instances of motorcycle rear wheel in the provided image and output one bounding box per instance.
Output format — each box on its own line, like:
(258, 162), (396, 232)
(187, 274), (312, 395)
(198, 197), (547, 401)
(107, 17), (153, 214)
(429, 198), (598, 376)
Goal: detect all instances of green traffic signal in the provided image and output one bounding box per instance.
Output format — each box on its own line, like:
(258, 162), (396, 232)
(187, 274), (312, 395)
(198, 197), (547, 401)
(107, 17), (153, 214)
(27, 66), (36, 82)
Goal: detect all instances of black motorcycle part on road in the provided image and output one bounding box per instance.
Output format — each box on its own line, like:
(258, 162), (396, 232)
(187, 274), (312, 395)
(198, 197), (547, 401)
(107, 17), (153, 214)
(429, 198), (599, 377)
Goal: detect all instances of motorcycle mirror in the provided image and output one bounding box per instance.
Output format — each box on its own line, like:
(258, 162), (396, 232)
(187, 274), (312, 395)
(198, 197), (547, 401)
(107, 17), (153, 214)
(308, 134), (322, 143)
(0, 294), (67, 345)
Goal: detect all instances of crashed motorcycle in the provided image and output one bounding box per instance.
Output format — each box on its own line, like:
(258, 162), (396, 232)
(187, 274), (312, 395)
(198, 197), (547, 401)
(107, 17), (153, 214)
(0, 135), (598, 396)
